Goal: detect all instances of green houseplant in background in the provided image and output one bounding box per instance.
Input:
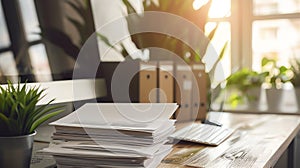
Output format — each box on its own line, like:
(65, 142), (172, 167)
(38, 0), (94, 60)
(98, 0), (228, 112)
(290, 57), (300, 110)
(261, 57), (293, 112)
(125, 0), (228, 111)
(127, 0), (213, 63)
(226, 68), (268, 110)
(262, 57), (292, 89)
(0, 82), (64, 168)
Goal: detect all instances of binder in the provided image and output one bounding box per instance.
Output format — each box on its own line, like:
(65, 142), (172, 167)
(191, 63), (208, 121)
(139, 61), (158, 103)
(175, 64), (193, 121)
(158, 61), (174, 103)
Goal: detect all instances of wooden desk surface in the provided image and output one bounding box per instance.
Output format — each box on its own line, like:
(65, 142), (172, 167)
(159, 112), (300, 168)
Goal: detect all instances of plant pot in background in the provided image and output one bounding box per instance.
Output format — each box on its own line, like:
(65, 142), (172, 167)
(266, 88), (284, 112)
(246, 87), (263, 111)
(294, 87), (300, 111)
(0, 131), (36, 168)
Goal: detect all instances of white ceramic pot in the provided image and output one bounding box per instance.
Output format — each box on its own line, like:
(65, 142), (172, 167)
(246, 87), (263, 111)
(294, 87), (300, 111)
(266, 88), (284, 112)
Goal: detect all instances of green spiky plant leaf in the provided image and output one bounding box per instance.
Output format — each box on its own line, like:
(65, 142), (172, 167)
(0, 81), (64, 136)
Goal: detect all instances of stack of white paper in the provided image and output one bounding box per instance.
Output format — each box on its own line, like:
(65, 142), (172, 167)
(42, 103), (178, 168)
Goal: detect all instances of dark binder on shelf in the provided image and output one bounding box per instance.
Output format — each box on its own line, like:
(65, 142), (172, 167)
(139, 61), (158, 103)
(158, 61), (174, 103)
(191, 63), (208, 121)
(175, 64), (193, 121)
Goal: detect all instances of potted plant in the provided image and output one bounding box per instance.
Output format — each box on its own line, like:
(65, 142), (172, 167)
(290, 58), (300, 110)
(0, 81), (64, 168)
(261, 57), (293, 112)
(226, 68), (268, 110)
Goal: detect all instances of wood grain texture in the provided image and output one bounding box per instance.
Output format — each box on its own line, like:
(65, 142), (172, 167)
(159, 112), (300, 168)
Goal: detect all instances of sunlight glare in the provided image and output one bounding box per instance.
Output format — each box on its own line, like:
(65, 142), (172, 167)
(193, 0), (210, 10)
(208, 0), (231, 18)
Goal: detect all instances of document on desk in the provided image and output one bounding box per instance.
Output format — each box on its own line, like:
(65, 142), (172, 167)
(44, 140), (170, 157)
(51, 145), (172, 168)
(43, 103), (178, 168)
(50, 103), (178, 129)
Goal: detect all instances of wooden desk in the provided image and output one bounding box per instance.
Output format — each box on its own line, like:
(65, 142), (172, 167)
(159, 112), (300, 168)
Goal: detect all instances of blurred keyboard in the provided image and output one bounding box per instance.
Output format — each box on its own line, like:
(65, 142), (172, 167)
(169, 123), (234, 146)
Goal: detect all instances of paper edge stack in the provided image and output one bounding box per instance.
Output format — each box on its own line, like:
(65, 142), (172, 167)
(41, 103), (178, 168)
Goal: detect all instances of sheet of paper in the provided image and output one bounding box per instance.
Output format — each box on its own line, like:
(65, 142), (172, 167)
(52, 140), (169, 157)
(75, 103), (178, 123)
(50, 145), (172, 168)
(42, 143), (172, 159)
(50, 103), (178, 132)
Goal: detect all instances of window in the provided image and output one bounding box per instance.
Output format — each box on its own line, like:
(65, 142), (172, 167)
(251, 0), (300, 71)
(202, 0), (300, 73)
(203, 0), (232, 82)
(28, 44), (52, 81)
(0, 0), (52, 82)
(0, 2), (10, 48)
(0, 52), (18, 82)
(253, 0), (300, 15)
(18, 0), (41, 42)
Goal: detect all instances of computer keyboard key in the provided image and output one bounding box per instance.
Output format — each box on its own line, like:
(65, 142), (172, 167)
(169, 123), (234, 146)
